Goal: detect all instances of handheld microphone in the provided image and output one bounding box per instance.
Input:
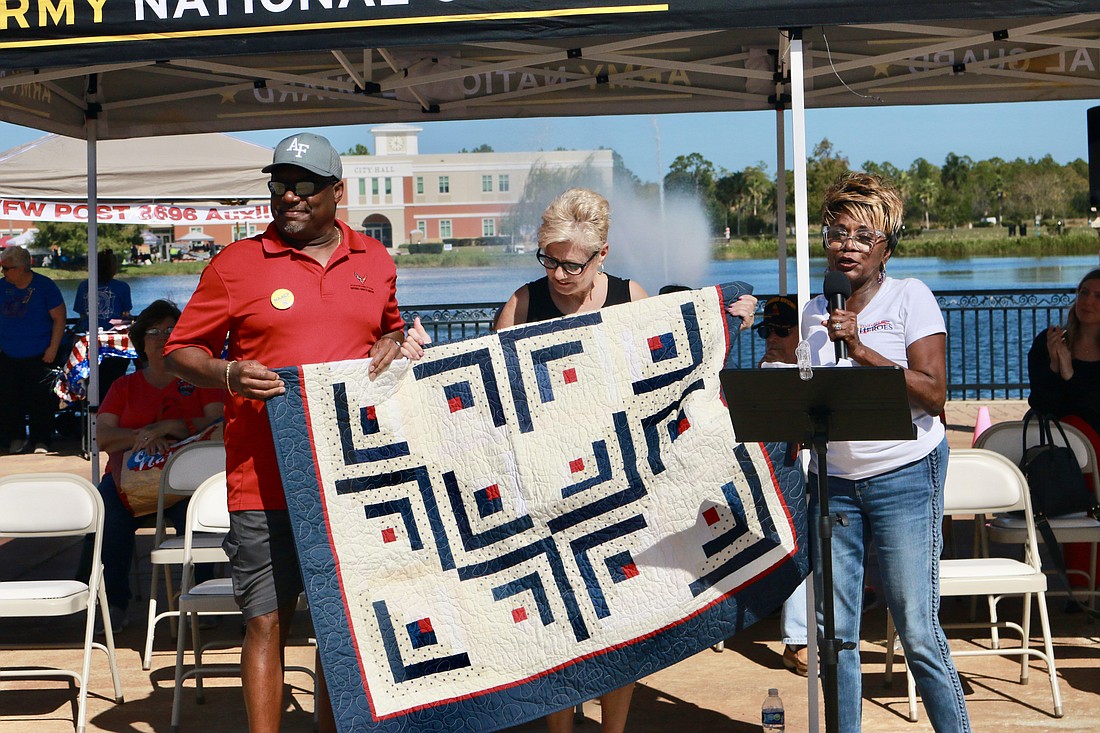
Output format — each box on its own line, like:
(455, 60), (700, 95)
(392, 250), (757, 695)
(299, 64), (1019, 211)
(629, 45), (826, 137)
(823, 271), (852, 362)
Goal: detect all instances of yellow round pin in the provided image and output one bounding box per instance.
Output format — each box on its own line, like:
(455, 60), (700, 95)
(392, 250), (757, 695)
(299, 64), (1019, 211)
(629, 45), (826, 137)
(270, 288), (295, 310)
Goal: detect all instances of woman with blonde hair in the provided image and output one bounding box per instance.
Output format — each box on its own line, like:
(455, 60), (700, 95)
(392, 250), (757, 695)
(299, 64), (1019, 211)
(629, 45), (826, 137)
(495, 188), (755, 733)
(401, 188), (757, 731)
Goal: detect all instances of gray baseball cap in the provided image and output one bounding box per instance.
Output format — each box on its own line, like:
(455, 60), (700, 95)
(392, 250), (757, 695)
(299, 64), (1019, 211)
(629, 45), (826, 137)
(263, 132), (342, 179)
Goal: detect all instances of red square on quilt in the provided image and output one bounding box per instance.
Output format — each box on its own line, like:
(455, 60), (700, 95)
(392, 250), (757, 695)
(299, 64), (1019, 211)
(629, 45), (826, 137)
(563, 367), (578, 384)
(512, 607), (527, 623)
(622, 562), (639, 579)
(678, 417), (691, 435)
(381, 527), (397, 543)
(569, 458), (585, 474)
(703, 507), (720, 526)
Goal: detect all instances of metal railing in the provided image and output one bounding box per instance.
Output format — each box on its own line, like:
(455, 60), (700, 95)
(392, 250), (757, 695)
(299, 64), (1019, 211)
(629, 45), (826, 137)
(402, 288), (1075, 401)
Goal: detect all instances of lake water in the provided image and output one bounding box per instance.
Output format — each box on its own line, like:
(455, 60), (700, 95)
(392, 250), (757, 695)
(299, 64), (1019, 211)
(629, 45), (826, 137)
(51, 254), (1096, 315)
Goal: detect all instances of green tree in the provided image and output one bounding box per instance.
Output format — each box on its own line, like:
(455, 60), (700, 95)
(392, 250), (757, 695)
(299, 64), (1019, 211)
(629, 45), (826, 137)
(608, 149), (652, 198)
(715, 172), (746, 235)
(806, 139), (850, 218)
(458, 144), (494, 153)
(344, 143), (370, 155)
(965, 158), (1005, 223)
(664, 153), (716, 197)
(907, 158), (941, 229)
(716, 164), (775, 236)
(861, 160), (906, 185)
(1006, 157), (1081, 223)
(664, 153), (725, 231)
(33, 222), (142, 265)
(937, 153), (974, 227)
(715, 171), (747, 236)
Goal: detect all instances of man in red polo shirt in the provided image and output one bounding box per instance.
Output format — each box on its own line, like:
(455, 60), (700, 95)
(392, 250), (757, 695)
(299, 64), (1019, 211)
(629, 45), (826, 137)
(165, 132), (406, 733)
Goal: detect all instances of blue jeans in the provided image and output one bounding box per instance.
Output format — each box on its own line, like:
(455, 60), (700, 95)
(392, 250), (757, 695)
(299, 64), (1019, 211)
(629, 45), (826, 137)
(79, 473), (193, 613)
(781, 578), (808, 646)
(809, 438), (970, 733)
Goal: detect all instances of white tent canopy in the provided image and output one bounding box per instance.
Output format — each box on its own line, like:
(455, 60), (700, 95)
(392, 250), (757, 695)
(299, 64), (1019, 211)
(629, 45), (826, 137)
(0, 133), (271, 202)
(176, 232), (217, 242)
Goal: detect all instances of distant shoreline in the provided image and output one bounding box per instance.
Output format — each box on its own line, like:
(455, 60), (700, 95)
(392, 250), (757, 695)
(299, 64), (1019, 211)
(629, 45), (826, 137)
(40, 229), (1100, 280)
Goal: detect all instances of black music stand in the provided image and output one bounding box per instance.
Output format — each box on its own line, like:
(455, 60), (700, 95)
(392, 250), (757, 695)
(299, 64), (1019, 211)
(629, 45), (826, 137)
(720, 366), (914, 733)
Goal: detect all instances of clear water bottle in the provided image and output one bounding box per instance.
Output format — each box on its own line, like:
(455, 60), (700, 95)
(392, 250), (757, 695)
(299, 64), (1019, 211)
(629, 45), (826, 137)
(762, 687), (784, 732)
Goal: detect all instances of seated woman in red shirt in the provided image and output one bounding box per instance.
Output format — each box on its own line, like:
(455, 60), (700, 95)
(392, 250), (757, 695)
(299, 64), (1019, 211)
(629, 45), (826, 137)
(84, 299), (224, 633)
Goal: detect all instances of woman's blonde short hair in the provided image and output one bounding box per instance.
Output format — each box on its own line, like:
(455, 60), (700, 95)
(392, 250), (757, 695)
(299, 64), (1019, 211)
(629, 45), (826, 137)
(822, 172), (904, 253)
(537, 188), (610, 256)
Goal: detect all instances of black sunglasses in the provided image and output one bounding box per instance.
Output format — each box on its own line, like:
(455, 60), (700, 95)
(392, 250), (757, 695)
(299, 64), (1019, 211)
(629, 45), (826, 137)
(144, 326), (175, 337)
(268, 178), (335, 198)
(755, 324), (793, 339)
(535, 249), (598, 276)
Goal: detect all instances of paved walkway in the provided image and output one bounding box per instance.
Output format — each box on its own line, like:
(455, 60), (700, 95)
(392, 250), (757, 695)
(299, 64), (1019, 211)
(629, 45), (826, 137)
(3, 400), (1099, 732)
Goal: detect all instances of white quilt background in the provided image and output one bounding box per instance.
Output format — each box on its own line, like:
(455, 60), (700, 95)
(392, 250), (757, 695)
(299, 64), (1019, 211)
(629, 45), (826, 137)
(280, 285), (797, 724)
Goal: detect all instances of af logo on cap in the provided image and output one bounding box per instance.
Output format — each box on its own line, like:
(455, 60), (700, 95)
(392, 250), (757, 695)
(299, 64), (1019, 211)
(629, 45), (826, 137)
(285, 137), (309, 159)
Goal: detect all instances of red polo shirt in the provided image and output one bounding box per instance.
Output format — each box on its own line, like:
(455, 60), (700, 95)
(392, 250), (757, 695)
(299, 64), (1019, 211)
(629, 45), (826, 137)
(165, 221), (404, 511)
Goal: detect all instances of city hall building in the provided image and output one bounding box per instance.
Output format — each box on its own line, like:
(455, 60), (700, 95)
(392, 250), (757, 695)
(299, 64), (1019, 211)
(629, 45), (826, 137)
(172, 124), (613, 249)
(339, 124), (613, 248)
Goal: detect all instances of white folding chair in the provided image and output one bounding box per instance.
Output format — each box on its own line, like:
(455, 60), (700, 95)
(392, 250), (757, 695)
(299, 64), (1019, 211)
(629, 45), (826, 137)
(171, 473), (313, 733)
(0, 473), (125, 733)
(143, 440), (227, 670)
(885, 450), (1062, 722)
(976, 419), (1100, 608)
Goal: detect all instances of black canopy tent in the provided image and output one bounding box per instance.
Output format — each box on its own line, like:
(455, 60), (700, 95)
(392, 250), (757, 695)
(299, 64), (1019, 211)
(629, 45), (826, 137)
(0, 6), (1095, 137)
(0, 3), (1094, 727)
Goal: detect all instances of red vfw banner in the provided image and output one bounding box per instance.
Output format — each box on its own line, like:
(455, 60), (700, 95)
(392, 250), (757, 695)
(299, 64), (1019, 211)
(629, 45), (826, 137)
(0, 198), (272, 226)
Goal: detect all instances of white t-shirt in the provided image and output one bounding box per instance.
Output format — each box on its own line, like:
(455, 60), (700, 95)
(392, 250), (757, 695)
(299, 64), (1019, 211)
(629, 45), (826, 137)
(801, 277), (946, 479)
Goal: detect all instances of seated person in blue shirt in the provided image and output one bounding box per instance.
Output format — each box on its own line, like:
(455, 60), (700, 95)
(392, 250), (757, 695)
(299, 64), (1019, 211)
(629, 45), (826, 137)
(74, 249), (133, 400)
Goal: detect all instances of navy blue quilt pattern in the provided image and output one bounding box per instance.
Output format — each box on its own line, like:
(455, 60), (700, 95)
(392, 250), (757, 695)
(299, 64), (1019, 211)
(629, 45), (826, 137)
(266, 282), (808, 732)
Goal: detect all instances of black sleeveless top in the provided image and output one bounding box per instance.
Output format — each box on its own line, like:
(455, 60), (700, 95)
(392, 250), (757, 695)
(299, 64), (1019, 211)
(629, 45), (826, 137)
(524, 274), (632, 323)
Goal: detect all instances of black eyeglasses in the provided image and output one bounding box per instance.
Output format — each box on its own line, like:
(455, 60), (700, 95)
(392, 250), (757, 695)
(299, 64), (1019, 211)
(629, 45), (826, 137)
(268, 179), (334, 198)
(821, 225), (886, 253)
(535, 249), (598, 276)
(144, 327), (175, 337)
(1, 265), (17, 271)
(755, 324), (793, 339)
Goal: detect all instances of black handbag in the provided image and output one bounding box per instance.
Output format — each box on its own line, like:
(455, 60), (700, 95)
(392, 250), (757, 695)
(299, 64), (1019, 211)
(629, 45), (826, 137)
(1018, 410), (1100, 617)
(1020, 410), (1098, 519)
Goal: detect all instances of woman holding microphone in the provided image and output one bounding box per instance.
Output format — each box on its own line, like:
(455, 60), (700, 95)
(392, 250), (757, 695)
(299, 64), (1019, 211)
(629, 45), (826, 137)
(802, 173), (970, 733)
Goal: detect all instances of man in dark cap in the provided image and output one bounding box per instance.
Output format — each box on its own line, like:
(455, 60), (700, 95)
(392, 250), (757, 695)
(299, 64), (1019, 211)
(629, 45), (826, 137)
(166, 132), (407, 733)
(754, 295), (809, 674)
(756, 295), (798, 367)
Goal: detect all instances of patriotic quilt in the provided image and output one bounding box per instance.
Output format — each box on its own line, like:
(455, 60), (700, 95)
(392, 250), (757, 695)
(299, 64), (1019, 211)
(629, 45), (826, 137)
(267, 282), (808, 732)
(53, 330), (137, 403)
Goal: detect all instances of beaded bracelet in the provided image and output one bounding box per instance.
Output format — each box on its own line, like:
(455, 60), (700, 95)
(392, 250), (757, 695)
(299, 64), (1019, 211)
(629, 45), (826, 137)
(225, 360), (238, 396)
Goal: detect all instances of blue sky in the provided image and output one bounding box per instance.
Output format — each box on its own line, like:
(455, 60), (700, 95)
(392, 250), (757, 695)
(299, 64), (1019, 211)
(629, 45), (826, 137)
(0, 99), (1094, 184)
